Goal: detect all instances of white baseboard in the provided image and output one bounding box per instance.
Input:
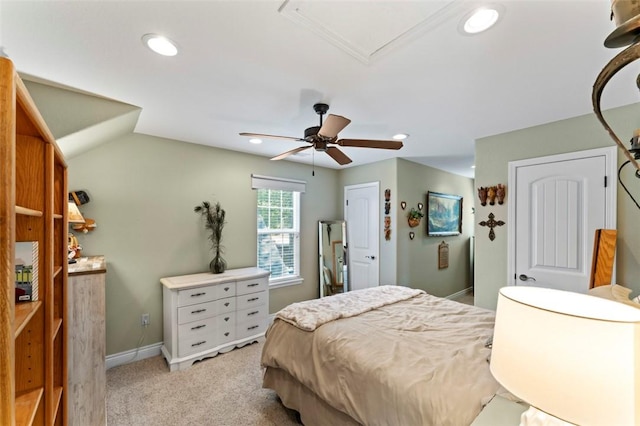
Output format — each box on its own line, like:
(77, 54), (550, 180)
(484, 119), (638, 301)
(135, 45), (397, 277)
(106, 342), (163, 370)
(446, 286), (473, 300)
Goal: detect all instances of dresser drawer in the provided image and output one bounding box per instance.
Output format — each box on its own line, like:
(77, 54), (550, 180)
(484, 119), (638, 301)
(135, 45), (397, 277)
(178, 316), (217, 340)
(236, 304), (268, 324)
(215, 296), (236, 313)
(179, 332), (216, 357)
(236, 290), (267, 311)
(177, 285), (217, 307)
(178, 300), (217, 325)
(236, 317), (268, 340)
(236, 277), (267, 296)
(217, 314), (236, 344)
(216, 282), (236, 299)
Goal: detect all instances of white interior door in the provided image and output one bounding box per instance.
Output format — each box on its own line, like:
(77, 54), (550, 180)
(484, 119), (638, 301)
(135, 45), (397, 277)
(344, 182), (379, 291)
(508, 147), (616, 293)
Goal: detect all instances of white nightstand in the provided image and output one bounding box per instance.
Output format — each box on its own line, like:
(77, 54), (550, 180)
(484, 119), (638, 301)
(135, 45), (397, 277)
(471, 395), (529, 426)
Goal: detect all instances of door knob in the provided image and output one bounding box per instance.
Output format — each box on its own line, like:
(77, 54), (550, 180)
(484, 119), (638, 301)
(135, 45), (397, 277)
(518, 274), (536, 282)
(365, 255), (376, 260)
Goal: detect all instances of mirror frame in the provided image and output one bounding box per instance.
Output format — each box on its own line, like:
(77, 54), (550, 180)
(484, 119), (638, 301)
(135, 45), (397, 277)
(318, 220), (348, 297)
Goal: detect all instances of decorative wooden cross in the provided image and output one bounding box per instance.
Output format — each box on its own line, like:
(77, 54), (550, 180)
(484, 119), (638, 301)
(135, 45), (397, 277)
(479, 212), (505, 241)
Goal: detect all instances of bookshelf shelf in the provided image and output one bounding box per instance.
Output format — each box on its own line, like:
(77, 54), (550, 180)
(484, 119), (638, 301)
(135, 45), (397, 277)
(51, 387), (63, 423)
(15, 388), (43, 426)
(52, 319), (62, 340)
(14, 301), (43, 338)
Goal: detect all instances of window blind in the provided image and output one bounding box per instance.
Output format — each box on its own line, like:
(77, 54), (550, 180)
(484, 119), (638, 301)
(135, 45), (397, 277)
(251, 174), (306, 193)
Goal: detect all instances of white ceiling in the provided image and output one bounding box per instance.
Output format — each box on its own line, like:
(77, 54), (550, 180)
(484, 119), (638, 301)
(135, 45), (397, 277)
(1, 0), (638, 178)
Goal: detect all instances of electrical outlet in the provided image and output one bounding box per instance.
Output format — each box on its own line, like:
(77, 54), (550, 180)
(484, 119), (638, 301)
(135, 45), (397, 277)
(141, 313), (150, 327)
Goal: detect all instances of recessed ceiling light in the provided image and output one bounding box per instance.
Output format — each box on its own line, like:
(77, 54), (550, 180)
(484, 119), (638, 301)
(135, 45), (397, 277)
(392, 133), (409, 140)
(462, 7), (500, 34)
(142, 34), (178, 56)
(249, 138), (262, 145)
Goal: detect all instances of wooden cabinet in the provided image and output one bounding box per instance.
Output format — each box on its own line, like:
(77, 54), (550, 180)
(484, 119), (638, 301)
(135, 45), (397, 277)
(161, 267), (270, 371)
(0, 57), (68, 425)
(67, 256), (106, 425)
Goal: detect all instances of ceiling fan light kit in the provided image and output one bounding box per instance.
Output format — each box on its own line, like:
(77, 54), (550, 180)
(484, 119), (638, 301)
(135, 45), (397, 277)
(240, 103), (403, 166)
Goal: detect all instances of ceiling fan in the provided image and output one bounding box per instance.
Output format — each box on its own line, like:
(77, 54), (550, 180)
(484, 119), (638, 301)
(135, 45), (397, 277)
(239, 103), (403, 165)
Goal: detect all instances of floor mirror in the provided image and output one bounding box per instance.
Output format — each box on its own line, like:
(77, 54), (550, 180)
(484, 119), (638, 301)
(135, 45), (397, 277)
(319, 220), (348, 297)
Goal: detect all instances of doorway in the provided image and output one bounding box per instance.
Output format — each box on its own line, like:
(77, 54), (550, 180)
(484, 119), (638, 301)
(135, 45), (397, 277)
(344, 182), (379, 291)
(507, 147), (617, 293)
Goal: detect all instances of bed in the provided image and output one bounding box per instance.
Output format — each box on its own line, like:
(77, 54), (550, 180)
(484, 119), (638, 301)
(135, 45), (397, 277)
(261, 285), (513, 426)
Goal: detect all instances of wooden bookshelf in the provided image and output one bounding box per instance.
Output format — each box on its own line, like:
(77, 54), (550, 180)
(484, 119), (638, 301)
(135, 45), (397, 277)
(0, 57), (68, 425)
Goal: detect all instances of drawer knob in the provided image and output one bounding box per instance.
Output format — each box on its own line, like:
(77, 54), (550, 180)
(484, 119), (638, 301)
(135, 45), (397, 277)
(191, 308), (206, 314)
(248, 283), (259, 287)
(192, 341), (206, 347)
(224, 287), (230, 291)
(248, 311), (259, 316)
(191, 292), (206, 297)
(248, 325), (259, 330)
(224, 302), (230, 307)
(248, 297), (259, 302)
(224, 332), (230, 337)
(224, 317), (230, 322)
(191, 324), (206, 330)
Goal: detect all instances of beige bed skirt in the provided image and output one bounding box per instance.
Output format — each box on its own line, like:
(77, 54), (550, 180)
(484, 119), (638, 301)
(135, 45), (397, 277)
(263, 367), (360, 426)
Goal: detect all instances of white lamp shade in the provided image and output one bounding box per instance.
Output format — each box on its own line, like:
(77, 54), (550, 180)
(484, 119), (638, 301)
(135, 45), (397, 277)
(490, 286), (640, 425)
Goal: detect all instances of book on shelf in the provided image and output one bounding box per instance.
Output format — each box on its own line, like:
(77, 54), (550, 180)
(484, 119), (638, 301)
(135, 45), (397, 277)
(15, 241), (39, 303)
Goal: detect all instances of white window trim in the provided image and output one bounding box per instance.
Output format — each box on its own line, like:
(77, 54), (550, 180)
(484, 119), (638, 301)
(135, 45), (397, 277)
(254, 176), (304, 285)
(269, 276), (304, 289)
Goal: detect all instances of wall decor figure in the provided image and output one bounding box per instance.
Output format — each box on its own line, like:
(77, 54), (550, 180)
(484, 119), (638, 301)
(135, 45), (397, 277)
(401, 201), (407, 210)
(409, 231), (415, 240)
(487, 186), (497, 205)
(384, 189), (392, 241)
(417, 202), (423, 211)
(479, 212), (505, 241)
(496, 184), (506, 205)
(477, 187), (488, 206)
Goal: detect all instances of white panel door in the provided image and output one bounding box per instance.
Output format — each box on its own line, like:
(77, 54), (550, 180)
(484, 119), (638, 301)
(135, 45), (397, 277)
(510, 148), (616, 293)
(345, 182), (379, 291)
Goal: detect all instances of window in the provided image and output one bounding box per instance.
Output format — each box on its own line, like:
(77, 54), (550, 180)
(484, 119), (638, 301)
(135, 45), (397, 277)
(252, 175), (305, 287)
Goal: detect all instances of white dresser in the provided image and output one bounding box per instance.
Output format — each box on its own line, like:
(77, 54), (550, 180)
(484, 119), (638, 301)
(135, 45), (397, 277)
(161, 267), (270, 371)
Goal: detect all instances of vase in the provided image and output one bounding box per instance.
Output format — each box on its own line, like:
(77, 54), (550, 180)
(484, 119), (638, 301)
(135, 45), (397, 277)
(408, 217), (421, 228)
(209, 252), (227, 274)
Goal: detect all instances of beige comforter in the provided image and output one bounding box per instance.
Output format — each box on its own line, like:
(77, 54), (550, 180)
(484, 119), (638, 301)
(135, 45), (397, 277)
(261, 291), (504, 426)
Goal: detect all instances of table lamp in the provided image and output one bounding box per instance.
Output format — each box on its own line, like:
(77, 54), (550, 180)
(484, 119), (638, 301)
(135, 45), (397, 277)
(490, 286), (640, 425)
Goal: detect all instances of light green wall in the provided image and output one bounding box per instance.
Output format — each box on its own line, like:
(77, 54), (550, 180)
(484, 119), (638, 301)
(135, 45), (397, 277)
(336, 157), (475, 294)
(475, 103), (640, 310)
(68, 133), (340, 355)
(396, 159), (475, 297)
(337, 158), (398, 285)
(24, 80), (139, 139)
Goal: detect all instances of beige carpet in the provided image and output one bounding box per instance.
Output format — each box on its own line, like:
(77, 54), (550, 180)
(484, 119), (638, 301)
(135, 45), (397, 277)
(107, 341), (301, 426)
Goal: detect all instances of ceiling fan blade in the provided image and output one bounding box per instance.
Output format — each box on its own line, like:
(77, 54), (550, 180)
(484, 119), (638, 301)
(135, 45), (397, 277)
(318, 114), (351, 139)
(239, 132), (304, 142)
(326, 147), (352, 165)
(270, 146), (311, 161)
(337, 139), (403, 150)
